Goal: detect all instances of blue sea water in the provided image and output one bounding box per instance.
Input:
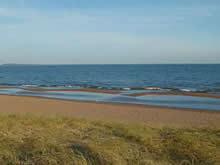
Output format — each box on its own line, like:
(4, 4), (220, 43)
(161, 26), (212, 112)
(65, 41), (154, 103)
(0, 64), (220, 110)
(0, 64), (220, 92)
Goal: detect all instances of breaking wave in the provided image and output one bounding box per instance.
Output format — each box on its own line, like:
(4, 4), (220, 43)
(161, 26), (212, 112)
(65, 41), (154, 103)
(0, 83), (220, 93)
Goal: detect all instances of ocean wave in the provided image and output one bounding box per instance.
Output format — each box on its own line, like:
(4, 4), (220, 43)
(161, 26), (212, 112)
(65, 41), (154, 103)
(21, 84), (41, 87)
(178, 88), (201, 92)
(0, 83), (219, 93)
(179, 89), (194, 92)
(144, 87), (163, 90)
(122, 88), (131, 90)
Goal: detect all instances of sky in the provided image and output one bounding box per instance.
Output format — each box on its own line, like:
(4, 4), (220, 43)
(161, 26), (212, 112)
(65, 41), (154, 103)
(0, 0), (220, 64)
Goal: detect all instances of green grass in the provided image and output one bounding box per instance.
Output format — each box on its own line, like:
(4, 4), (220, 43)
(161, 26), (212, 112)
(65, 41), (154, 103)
(0, 114), (219, 165)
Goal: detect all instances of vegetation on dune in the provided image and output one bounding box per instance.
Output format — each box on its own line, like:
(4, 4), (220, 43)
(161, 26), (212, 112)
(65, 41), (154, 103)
(0, 114), (219, 165)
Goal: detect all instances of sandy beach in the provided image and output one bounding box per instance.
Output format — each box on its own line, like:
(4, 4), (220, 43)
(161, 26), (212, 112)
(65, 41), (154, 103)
(1, 94), (220, 127)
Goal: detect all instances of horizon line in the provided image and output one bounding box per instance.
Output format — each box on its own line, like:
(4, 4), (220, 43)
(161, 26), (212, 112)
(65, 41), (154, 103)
(1, 63), (220, 65)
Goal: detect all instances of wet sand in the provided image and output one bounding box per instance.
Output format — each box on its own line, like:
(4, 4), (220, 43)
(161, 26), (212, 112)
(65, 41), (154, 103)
(1, 94), (220, 127)
(126, 92), (220, 99)
(0, 86), (17, 89)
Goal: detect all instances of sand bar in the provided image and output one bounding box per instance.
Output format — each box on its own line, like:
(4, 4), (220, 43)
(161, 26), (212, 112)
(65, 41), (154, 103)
(1, 94), (220, 127)
(0, 86), (17, 89)
(21, 88), (120, 94)
(0, 87), (120, 94)
(126, 92), (220, 99)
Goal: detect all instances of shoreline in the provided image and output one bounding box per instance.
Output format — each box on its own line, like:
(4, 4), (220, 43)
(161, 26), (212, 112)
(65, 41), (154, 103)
(0, 87), (120, 94)
(1, 93), (220, 114)
(1, 86), (220, 99)
(1, 94), (220, 127)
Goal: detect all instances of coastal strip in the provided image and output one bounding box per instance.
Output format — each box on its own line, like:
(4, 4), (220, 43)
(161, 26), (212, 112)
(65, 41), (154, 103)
(1, 94), (220, 127)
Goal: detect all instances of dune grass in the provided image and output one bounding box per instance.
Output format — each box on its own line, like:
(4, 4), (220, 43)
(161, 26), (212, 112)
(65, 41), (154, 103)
(0, 114), (219, 165)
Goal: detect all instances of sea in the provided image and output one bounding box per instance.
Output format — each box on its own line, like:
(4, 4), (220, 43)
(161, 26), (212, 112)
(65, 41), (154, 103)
(0, 64), (220, 110)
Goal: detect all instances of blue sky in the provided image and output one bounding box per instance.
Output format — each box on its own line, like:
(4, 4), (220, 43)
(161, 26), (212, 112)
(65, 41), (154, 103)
(0, 0), (220, 64)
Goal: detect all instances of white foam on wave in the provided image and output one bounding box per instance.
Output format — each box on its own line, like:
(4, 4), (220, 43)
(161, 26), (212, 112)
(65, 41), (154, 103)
(21, 84), (41, 87)
(144, 87), (162, 90)
(179, 89), (196, 92)
(123, 88), (131, 90)
(65, 85), (73, 88)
